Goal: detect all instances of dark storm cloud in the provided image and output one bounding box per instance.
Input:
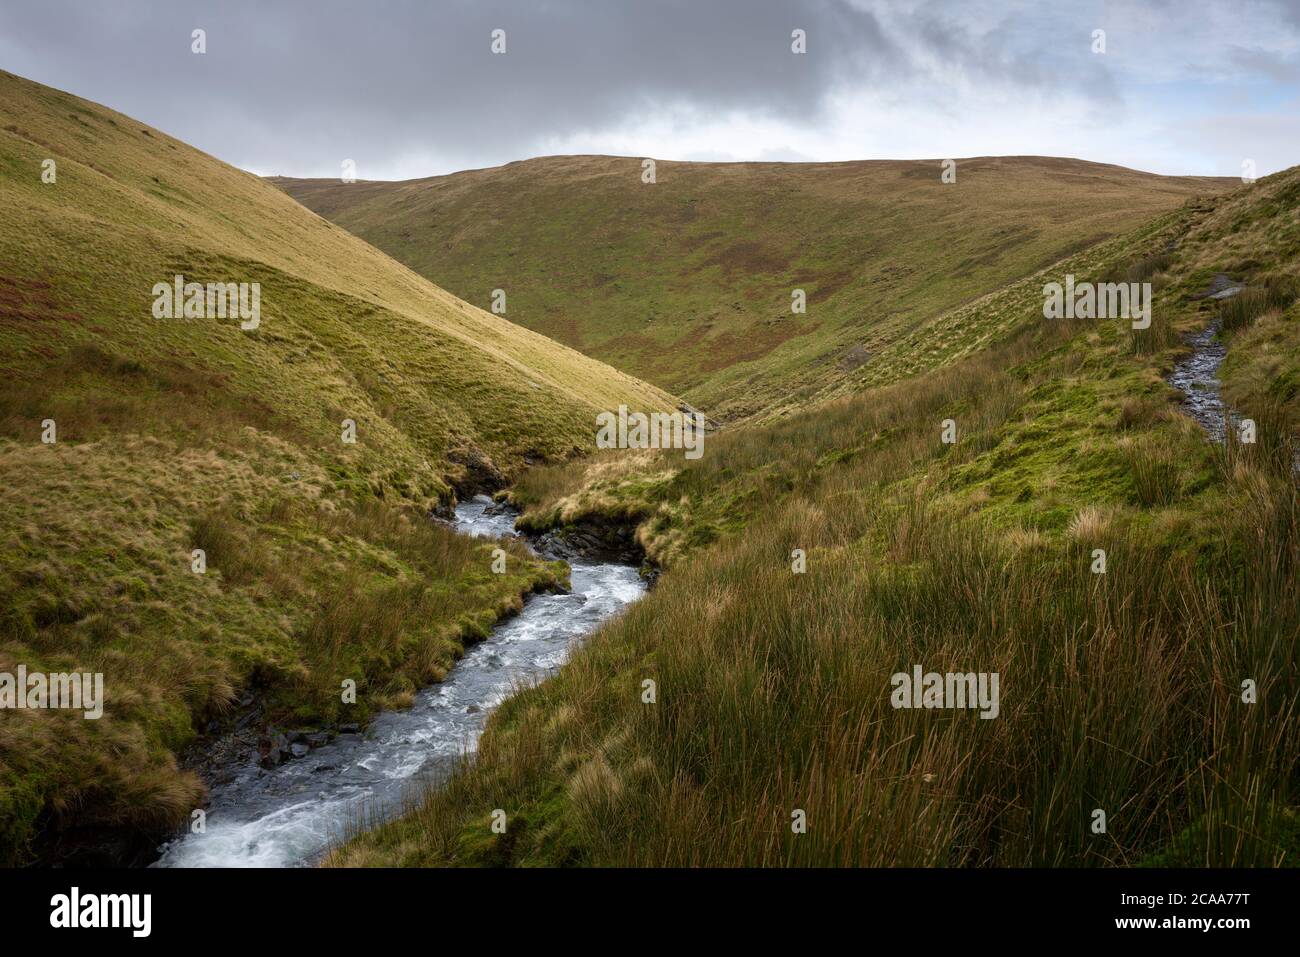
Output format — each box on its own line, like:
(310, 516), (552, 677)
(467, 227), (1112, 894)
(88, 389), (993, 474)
(0, 0), (912, 175)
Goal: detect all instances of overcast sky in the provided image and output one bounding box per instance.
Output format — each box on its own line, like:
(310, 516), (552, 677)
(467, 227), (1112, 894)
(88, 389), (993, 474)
(2, 0), (1298, 180)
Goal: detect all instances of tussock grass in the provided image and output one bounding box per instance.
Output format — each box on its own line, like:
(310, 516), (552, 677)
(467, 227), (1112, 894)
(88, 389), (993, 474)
(1219, 276), (1299, 334)
(1126, 440), (1182, 507)
(1217, 397), (1299, 482)
(1116, 395), (1168, 431)
(1128, 312), (1182, 356)
(1123, 251), (1174, 283)
(332, 396), (1299, 866)
(1219, 288), (1270, 333)
(190, 509), (270, 587)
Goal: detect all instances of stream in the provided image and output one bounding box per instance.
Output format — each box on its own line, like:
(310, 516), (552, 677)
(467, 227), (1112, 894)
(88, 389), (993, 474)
(1168, 276), (1246, 442)
(1168, 318), (1229, 442)
(1164, 291), (1299, 473)
(153, 497), (645, 868)
(141, 294), (1245, 870)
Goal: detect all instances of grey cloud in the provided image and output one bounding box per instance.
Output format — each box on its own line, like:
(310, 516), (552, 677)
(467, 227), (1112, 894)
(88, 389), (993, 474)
(1265, 0), (1300, 28)
(912, 8), (1122, 107)
(0, 0), (908, 175)
(1227, 45), (1300, 83)
(0, 0), (1295, 178)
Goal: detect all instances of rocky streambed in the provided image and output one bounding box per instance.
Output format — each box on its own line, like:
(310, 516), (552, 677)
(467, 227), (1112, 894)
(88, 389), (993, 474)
(1168, 274), (1244, 442)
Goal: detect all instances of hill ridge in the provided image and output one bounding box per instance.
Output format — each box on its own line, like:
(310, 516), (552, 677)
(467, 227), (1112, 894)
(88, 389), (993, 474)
(275, 154), (1233, 420)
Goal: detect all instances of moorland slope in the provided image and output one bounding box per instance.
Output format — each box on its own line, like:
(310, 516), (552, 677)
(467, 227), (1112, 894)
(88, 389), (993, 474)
(332, 163), (1300, 867)
(276, 155), (1233, 420)
(0, 71), (676, 864)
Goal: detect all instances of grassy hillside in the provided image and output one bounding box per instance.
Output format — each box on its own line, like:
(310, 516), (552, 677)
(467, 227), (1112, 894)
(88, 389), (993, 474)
(330, 165), (1300, 867)
(0, 71), (677, 863)
(275, 155), (1232, 420)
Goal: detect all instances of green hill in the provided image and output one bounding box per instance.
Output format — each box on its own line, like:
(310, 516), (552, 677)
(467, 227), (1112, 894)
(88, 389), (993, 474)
(2, 66), (1292, 870)
(330, 164), (1300, 867)
(0, 70), (676, 863)
(275, 155), (1233, 421)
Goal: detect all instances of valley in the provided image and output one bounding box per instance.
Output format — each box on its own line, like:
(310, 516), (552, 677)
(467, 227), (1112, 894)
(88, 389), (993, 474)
(329, 161), (1300, 866)
(1, 68), (1297, 871)
(275, 156), (1233, 421)
(0, 69), (674, 864)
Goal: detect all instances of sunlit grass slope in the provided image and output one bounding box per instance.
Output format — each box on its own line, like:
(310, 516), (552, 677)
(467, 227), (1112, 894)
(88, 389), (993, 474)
(0, 70), (675, 863)
(276, 155), (1231, 421)
(331, 165), (1300, 867)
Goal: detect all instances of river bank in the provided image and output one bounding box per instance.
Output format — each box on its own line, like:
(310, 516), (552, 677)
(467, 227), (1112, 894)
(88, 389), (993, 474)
(149, 498), (647, 867)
